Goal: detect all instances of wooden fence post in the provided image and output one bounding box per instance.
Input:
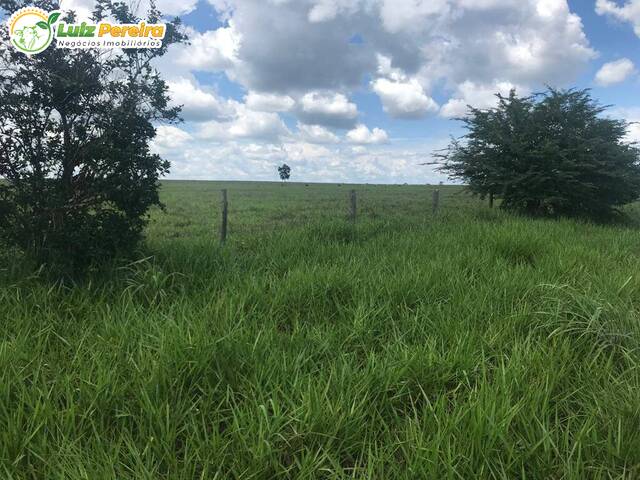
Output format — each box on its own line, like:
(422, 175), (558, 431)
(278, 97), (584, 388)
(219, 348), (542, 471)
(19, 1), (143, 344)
(220, 189), (228, 244)
(350, 189), (357, 223)
(489, 192), (494, 209)
(432, 189), (440, 214)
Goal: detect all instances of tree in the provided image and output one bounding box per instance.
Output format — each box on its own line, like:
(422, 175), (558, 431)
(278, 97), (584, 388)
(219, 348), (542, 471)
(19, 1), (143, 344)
(278, 163), (291, 182)
(437, 88), (640, 219)
(0, 0), (187, 271)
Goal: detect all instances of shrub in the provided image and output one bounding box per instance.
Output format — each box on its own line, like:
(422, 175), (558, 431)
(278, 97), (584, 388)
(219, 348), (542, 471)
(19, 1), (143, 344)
(438, 88), (640, 220)
(0, 0), (186, 271)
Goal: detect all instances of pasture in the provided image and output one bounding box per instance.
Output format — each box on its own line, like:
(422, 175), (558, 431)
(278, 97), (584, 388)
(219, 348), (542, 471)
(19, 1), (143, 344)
(1, 181), (639, 479)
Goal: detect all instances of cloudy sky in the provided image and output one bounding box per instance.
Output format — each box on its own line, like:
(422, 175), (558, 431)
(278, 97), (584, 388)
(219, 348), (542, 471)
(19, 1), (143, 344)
(45, 1), (640, 182)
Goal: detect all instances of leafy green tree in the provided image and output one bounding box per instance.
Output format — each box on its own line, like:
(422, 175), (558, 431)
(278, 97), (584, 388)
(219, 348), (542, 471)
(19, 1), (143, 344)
(278, 163), (291, 182)
(0, 0), (186, 271)
(437, 88), (640, 219)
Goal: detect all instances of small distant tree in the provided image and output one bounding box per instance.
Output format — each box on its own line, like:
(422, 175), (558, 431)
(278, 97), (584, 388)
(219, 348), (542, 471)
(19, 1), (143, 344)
(0, 0), (187, 271)
(437, 88), (640, 219)
(278, 163), (291, 182)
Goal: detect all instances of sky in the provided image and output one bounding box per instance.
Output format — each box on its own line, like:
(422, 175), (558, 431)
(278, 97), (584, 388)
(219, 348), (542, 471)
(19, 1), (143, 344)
(19, 1), (640, 182)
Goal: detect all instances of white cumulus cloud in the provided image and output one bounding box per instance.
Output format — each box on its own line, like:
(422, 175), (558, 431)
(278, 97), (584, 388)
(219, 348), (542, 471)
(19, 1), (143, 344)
(596, 0), (640, 36)
(297, 124), (340, 144)
(161, 25), (241, 76)
(151, 126), (193, 155)
(595, 58), (636, 86)
(167, 78), (235, 122)
(245, 92), (296, 112)
(372, 77), (439, 118)
(298, 91), (359, 128)
(197, 104), (290, 142)
(346, 124), (389, 144)
(440, 80), (524, 118)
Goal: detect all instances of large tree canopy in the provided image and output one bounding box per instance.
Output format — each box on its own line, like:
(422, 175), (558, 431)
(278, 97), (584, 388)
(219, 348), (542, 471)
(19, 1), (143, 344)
(0, 0), (186, 271)
(438, 88), (640, 220)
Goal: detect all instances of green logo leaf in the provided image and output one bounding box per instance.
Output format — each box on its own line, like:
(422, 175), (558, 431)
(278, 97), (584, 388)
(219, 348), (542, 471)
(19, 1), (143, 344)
(48, 12), (61, 25)
(36, 21), (49, 30)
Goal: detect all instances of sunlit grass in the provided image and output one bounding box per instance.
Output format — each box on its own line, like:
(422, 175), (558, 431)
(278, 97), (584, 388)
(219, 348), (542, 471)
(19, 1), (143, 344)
(1, 181), (639, 478)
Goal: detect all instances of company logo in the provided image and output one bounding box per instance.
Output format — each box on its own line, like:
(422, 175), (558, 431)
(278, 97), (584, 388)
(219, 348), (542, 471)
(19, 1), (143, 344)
(8, 7), (166, 55)
(9, 7), (59, 54)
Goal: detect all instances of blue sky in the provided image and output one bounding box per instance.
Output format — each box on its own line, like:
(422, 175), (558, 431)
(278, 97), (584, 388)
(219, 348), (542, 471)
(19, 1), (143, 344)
(573, 1), (640, 104)
(10, 0), (640, 183)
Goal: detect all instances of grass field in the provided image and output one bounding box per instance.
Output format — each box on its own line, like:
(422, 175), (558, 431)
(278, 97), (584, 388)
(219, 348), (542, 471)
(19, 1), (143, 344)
(1, 180), (640, 479)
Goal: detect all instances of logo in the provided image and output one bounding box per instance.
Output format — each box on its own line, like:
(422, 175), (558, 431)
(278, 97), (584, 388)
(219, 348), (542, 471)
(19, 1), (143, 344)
(8, 7), (166, 55)
(9, 7), (60, 55)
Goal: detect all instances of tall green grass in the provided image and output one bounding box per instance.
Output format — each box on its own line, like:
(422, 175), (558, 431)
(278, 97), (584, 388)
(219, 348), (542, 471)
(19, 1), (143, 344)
(1, 181), (639, 478)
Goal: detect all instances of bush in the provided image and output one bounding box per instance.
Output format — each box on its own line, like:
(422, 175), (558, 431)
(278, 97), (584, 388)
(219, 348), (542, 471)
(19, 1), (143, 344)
(438, 88), (640, 220)
(0, 0), (186, 271)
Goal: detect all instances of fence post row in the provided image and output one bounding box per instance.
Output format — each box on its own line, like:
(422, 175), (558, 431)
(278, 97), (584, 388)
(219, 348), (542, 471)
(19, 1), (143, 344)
(221, 189), (228, 244)
(350, 189), (357, 223)
(219, 186), (446, 239)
